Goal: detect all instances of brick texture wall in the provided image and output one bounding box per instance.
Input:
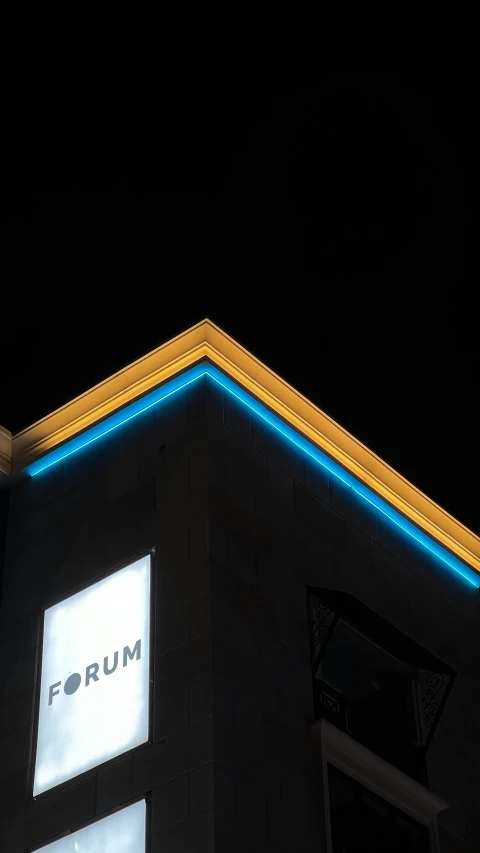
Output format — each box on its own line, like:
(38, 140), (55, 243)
(1, 377), (479, 851)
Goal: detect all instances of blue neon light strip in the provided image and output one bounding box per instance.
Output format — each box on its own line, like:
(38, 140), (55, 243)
(26, 364), (207, 478)
(26, 364), (480, 589)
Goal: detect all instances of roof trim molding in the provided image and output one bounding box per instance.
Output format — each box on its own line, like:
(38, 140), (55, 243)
(7, 320), (480, 575)
(11, 320), (209, 470)
(0, 426), (12, 475)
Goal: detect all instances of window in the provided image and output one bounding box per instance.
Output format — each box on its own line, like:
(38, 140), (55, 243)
(308, 588), (455, 783)
(329, 765), (429, 852)
(312, 718), (448, 853)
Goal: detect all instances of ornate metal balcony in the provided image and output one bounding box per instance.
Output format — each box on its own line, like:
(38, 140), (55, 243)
(308, 588), (455, 785)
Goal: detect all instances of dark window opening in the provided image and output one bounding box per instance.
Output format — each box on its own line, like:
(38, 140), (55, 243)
(328, 765), (431, 853)
(319, 618), (418, 770)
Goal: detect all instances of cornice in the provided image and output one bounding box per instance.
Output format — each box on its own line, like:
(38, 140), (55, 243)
(3, 320), (480, 576)
(0, 426), (12, 475)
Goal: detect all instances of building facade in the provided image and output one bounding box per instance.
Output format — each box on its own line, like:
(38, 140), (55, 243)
(1, 321), (480, 852)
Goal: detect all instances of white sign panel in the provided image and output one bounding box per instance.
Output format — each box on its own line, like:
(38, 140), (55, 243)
(34, 556), (151, 796)
(35, 799), (146, 852)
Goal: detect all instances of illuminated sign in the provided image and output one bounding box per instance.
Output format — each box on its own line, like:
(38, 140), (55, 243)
(34, 556), (151, 796)
(35, 799), (146, 852)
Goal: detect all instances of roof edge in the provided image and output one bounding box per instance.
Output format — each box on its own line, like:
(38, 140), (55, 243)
(12, 320), (210, 469)
(0, 426), (12, 475)
(203, 323), (480, 575)
(8, 320), (480, 575)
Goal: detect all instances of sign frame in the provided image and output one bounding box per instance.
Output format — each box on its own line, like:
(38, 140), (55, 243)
(29, 549), (156, 800)
(29, 794), (151, 852)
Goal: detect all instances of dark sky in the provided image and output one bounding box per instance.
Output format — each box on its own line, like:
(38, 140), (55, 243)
(2, 74), (477, 535)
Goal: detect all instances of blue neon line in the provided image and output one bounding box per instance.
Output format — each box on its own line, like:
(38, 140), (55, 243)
(203, 366), (479, 589)
(26, 363), (479, 588)
(27, 366), (207, 477)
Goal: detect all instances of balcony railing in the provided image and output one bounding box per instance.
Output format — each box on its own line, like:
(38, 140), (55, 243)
(309, 588), (455, 786)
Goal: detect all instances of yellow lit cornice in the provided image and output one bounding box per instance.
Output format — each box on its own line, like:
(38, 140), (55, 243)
(7, 320), (480, 575)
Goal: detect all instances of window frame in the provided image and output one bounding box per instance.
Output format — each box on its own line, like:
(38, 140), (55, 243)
(312, 718), (448, 853)
(29, 793), (151, 852)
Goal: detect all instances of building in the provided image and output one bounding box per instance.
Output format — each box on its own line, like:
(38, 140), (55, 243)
(0, 320), (479, 852)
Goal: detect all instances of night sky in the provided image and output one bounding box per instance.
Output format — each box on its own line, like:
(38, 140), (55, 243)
(2, 75), (477, 534)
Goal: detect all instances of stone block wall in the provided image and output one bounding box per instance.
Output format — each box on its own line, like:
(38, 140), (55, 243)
(205, 383), (480, 852)
(0, 382), (213, 852)
(0, 488), (9, 616)
(0, 376), (478, 851)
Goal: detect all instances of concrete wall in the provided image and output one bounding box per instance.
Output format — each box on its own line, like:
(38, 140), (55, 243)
(0, 377), (479, 851)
